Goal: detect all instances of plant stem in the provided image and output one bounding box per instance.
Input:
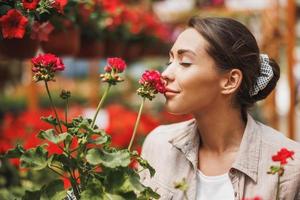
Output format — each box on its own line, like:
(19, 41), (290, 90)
(128, 98), (145, 151)
(184, 192), (189, 200)
(64, 98), (69, 150)
(91, 84), (111, 128)
(44, 81), (63, 133)
(65, 98), (68, 126)
(276, 174), (280, 200)
(68, 168), (80, 200)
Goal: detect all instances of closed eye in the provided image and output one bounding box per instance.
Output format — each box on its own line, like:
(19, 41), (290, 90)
(165, 61), (172, 66)
(180, 62), (192, 67)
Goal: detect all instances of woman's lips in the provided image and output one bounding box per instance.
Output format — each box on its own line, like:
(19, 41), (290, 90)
(164, 88), (180, 98)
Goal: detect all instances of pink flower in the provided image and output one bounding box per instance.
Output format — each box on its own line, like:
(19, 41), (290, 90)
(272, 148), (294, 165)
(106, 57), (127, 73)
(139, 70), (166, 93)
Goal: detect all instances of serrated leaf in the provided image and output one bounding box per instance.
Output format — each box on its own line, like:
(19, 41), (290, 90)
(20, 146), (48, 170)
(86, 149), (130, 168)
(38, 129), (70, 144)
(5, 144), (25, 158)
(41, 179), (67, 200)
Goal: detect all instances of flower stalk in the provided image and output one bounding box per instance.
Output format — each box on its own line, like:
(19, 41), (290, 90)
(91, 84), (111, 128)
(128, 98), (145, 151)
(44, 80), (63, 133)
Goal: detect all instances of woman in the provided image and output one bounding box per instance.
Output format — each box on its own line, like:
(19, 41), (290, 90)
(140, 17), (300, 200)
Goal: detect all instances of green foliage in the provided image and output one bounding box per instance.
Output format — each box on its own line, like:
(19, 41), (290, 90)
(3, 66), (160, 199)
(20, 146), (49, 171)
(86, 148), (131, 168)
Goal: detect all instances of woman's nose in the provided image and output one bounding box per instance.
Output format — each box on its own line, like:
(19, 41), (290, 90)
(161, 64), (175, 83)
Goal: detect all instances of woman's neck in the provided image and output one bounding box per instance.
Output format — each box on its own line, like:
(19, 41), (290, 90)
(194, 107), (246, 155)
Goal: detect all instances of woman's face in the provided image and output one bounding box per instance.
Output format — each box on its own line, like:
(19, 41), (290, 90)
(162, 28), (225, 115)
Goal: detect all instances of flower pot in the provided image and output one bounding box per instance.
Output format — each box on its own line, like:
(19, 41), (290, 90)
(77, 38), (104, 59)
(0, 37), (39, 59)
(41, 25), (80, 57)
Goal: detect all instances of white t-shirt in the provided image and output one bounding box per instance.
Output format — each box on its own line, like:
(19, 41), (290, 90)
(196, 170), (235, 200)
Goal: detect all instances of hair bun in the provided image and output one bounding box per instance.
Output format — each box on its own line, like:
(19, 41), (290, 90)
(252, 57), (280, 101)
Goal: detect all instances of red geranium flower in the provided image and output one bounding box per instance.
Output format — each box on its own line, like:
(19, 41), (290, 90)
(32, 53), (65, 71)
(0, 9), (28, 39)
(22, 0), (40, 10)
(272, 148), (294, 165)
(31, 53), (65, 82)
(105, 57), (127, 73)
(139, 70), (166, 93)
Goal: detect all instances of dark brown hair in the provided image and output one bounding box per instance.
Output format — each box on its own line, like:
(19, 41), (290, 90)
(188, 16), (280, 120)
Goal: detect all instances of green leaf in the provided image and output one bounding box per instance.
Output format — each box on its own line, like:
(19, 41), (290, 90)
(118, 171), (145, 193)
(138, 187), (160, 200)
(89, 135), (111, 145)
(22, 190), (41, 200)
(20, 146), (48, 170)
(38, 129), (70, 144)
(5, 144), (25, 158)
(41, 179), (67, 200)
(86, 149), (131, 168)
(51, 154), (77, 170)
(103, 193), (126, 200)
(81, 178), (104, 200)
(41, 115), (58, 126)
(136, 157), (155, 177)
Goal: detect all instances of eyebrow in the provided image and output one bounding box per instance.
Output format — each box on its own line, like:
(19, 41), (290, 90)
(169, 49), (196, 57)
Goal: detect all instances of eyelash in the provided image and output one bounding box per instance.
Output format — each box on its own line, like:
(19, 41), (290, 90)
(165, 62), (192, 67)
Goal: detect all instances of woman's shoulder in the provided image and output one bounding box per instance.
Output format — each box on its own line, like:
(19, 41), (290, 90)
(257, 121), (300, 153)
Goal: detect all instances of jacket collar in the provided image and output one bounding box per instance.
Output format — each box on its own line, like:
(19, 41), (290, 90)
(168, 113), (261, 183)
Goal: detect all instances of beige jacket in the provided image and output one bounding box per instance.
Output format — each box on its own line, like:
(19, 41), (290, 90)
(140, 114), (300, 200)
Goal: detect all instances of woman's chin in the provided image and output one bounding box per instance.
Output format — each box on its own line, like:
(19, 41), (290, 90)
(164, 102), (187, 115)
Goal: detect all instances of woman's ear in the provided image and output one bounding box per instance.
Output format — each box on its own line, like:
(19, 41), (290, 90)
(220, 69), (243, 95)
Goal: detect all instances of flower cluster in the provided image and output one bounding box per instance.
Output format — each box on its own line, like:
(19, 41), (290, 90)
(100, 57), (127, 85)
(101, 0), (171, 42)
(31, 53), (65, 82)
(137, 70), (166, 100)
(0, 0), (69, 40)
